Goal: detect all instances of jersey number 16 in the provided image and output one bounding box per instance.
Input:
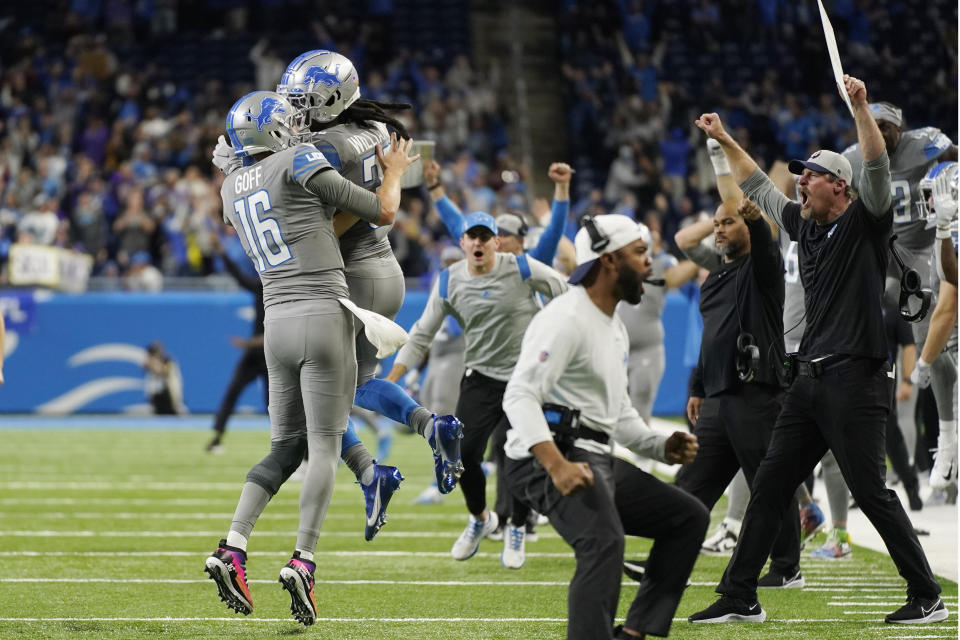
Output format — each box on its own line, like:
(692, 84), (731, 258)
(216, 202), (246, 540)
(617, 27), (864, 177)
(233, 189), (292, 272)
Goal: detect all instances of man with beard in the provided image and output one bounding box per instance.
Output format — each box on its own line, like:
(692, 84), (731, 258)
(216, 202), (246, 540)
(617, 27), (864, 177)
(674, 197), (799, 590)
(689, 74), (944, 625)
(502, 214), (706, 639)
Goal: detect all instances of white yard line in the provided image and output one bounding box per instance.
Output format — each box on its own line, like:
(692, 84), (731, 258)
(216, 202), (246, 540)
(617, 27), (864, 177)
(0, 511), (471, 521)
(0, 530), (561, 539)
(0, 578), (574, 586)
(0, 616), (860, 623)
(0, 481), (360, 491)
(0, 616), (569, 623)
(832, 595), (958, 600)
(0, 550), (577, 558)
(828, 601), (957, 606)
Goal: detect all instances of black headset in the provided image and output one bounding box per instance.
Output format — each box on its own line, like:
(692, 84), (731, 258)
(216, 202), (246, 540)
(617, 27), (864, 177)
(581, 215), (665, 286)
(732, 262), (760, 382)
(514, 215), (529, 237)
(889, 234), (932, 323)
(582, 215), (609, 251)
(736, 333), (760, 382)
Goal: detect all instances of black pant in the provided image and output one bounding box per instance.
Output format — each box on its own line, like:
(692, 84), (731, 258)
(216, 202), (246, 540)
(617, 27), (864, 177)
(915, 386), (940, 472)
(150, 390), (176, 415)
(212, 346), (268, 437)
(491, 420), (514, 524)
(456, 369), (529, 523)
(719, 357), (941, 601)
(506, 451), (708, 639)
(676, 385), (800, 578)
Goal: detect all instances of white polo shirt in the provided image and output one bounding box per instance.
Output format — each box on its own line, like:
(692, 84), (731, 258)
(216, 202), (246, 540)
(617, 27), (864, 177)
(503, 285), (668, 461)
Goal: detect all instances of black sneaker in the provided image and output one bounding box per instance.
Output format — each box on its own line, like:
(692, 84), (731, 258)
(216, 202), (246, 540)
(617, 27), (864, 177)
(689, 596), (766, 623)
(885, 596), (948, 624)
(758, 569), (805, 589)
(623, 558), (646, 582)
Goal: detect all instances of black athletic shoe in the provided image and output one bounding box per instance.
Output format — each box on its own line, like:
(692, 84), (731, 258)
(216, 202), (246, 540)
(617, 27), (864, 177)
(885, 596), (948, 624)
(689, 596), (766, 623)
(758, 568), (805, 588)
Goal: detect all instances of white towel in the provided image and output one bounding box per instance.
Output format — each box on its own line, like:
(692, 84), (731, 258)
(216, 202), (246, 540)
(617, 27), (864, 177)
(338, 298), (409, 358)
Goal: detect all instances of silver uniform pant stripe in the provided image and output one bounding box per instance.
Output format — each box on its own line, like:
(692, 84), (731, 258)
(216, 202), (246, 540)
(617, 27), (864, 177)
(931, 346), (958, 422)
(420, 348), (465, 416)
(345, 253), (405, 386)
(264, 299), (356, 554)
(627, 344), (665, 424)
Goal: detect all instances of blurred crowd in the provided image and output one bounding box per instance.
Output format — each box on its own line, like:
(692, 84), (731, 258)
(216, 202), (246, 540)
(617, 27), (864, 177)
(0, 0), (956, 290)
(0, 0), (517, 288)
(559, 0), (958, 246)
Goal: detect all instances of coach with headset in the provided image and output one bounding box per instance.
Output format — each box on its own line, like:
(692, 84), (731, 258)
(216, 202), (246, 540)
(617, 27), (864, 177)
(688, 75), (944, 625)
(503, 214), (705, 640)
(673, 196), (799, 588)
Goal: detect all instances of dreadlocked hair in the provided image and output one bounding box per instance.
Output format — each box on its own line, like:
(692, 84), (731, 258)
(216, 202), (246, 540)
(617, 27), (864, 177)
(334, 98), (413, 139)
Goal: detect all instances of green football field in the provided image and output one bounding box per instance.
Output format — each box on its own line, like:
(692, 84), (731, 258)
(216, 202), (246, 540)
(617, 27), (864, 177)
(0, 424), (956, 639)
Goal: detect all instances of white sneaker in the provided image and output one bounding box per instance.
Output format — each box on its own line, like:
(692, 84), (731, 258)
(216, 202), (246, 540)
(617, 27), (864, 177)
(451, 512), (498, 560)
(929, 438), (958, 491)
(501, 524), (526, 569)
(701, 519), (739, 555)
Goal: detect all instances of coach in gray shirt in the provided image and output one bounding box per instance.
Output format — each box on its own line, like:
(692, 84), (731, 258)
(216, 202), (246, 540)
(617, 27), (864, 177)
(387, 212), (568, 568)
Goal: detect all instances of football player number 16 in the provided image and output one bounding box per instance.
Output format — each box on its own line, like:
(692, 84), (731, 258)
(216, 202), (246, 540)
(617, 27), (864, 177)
(233, 189), (292, 271)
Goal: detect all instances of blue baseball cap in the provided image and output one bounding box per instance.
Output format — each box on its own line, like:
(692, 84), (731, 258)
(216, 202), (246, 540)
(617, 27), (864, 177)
(462, 212), (498, 236)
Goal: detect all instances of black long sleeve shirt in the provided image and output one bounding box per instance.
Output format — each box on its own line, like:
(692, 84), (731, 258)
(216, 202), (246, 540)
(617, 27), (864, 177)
(686, 217), (786, 397)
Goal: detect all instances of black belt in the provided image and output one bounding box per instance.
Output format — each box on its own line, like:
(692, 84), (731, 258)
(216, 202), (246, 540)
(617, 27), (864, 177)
(543, 403), (610, 446)
(795, 354), (850, 378)
(577, 425), (610, 445)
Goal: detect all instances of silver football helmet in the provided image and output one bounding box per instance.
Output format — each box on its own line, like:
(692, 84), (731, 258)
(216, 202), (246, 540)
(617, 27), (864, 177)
(224, 91), (298, 160)
(276, 50), (360, 127)
(918, 161), (958, 221)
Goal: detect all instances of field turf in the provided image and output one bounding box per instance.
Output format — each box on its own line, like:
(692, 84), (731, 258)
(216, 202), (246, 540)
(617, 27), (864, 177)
(0, 424), (955, 639)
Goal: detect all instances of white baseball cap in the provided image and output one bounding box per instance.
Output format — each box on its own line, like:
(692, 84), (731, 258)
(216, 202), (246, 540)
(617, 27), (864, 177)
(788, 149), (853, 184)
(569, 215), (648, 284)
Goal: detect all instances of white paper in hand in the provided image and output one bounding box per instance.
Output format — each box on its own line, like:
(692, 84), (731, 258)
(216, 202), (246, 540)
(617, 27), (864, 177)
(338, 298), (409, 358)
(817, 0), (854, 117)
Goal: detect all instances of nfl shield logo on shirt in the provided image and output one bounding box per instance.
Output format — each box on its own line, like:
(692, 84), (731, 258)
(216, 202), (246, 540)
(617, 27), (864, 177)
(539, 351), (549, 362)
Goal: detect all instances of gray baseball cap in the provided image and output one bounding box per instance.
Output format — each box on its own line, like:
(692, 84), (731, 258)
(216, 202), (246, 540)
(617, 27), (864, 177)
(788, 149), (853, 183)
(495, 213), (528, 237)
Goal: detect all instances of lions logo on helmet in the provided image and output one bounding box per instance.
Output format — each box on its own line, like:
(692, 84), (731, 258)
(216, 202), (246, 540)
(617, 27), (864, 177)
(225, 91), (298, 162)
(253, 96), (287, 131)
(277, 50), (361, 127)
(302, 64), (342, 89)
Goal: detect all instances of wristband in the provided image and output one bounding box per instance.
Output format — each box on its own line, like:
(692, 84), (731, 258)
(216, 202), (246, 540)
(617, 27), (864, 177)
(709, 152), (731, 177)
